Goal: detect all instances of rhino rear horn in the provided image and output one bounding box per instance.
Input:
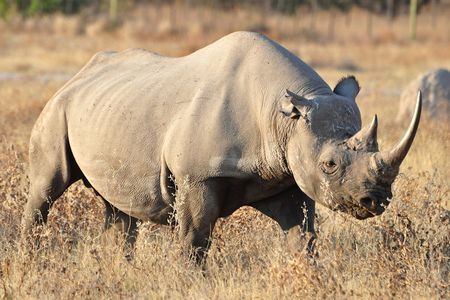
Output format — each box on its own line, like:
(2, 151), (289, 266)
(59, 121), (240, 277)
(383, 90), (422, 167)
(347, 115), (378, 152)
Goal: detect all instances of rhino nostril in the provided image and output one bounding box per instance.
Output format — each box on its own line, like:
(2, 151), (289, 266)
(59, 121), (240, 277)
(360, 197), (375, 210)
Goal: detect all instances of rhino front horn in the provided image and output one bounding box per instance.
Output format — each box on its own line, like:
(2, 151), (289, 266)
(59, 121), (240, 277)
(384, 90), (422, 167)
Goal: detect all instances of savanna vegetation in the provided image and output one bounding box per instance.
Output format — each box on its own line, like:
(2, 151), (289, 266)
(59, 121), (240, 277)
(0, 1), (449, 298)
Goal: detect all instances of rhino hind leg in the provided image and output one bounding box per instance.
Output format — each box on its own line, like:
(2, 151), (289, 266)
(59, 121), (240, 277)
(22, 143), (82, 243)
(251, 187), (316, 255)
(22, 108), (82, 242)
(102, 199), (139, 259)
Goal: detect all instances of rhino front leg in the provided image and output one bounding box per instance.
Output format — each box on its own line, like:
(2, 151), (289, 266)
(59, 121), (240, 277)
(251, 187), (316, 254)
(176, 179), (224, 264)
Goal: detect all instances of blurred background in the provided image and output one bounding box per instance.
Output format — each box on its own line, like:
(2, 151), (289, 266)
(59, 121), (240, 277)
(1, 0), (450, 68)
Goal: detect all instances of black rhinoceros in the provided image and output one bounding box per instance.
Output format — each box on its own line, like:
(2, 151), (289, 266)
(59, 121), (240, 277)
(22, 31), (421, 261)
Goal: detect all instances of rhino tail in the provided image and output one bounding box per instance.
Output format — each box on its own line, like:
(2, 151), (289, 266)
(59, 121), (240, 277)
(160, 155), (176, 207)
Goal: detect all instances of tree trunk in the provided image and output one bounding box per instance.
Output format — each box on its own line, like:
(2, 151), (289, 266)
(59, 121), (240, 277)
(430, 0), (437, 28)
(386, 0), (394, 20)
(109, 0), (118, 25)
(409, 0), (417, 40)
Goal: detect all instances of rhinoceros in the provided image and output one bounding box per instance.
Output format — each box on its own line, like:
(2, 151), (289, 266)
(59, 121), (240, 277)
(398, 68), (450, 122)
(22, 31), (421, 261)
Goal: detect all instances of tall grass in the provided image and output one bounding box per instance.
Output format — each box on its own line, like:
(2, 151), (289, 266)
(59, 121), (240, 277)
(0, 140), (448, 298)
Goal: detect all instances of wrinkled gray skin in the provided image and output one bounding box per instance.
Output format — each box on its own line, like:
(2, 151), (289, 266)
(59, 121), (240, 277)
(22, 32), (421, 261)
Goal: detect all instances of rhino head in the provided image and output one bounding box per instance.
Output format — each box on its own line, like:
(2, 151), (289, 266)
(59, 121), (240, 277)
(281, 76), (421, 219)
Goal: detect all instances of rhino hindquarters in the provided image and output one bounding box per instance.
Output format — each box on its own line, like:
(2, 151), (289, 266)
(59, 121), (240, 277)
(22, 104), (82, 240)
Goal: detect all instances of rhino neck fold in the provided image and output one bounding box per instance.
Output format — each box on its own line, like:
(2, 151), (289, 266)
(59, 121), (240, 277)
(256, 95), (296, 181)
(254, 78), (332, 181)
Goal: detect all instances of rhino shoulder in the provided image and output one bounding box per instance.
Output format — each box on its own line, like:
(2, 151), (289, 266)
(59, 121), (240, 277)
(222, 31), (268, 42)
(216, 31), (274, 51)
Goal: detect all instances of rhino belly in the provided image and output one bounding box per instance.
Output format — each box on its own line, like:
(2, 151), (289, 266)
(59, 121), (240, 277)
(68, 121), (168, 222)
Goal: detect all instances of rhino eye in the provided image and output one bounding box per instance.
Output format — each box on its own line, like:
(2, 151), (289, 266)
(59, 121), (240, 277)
(321, 160), (338, 174)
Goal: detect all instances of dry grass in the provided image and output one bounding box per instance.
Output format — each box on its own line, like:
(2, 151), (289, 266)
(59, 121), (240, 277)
(0, 3), (449, 299)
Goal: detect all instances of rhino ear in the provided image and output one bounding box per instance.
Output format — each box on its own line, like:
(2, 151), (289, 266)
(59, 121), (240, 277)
(334, 76), (360, 100)
(280, 89), (312, 119)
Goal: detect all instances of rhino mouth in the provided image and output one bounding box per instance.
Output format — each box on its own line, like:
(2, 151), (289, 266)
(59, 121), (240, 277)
(353, 207), (378, 220)
(332, 201), (386, 220)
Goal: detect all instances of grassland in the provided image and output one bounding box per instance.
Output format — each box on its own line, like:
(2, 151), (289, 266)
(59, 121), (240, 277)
(0, 4), (449, 299)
